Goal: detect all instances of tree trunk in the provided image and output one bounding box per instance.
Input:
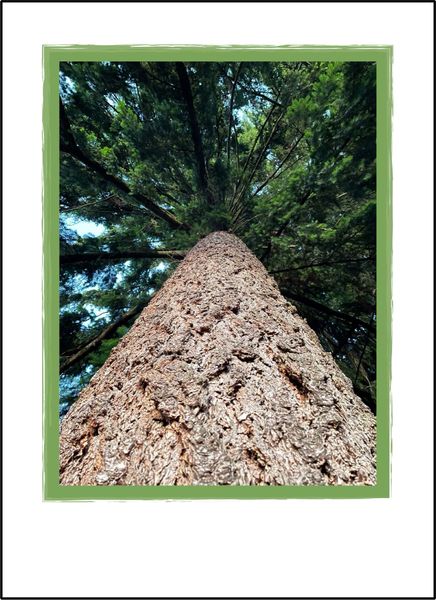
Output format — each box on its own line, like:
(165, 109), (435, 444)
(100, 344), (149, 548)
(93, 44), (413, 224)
(60, 232), (376, 486)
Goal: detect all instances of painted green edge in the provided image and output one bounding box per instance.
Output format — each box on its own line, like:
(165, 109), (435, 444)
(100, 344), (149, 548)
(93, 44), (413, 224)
(43, 45), (392, 501)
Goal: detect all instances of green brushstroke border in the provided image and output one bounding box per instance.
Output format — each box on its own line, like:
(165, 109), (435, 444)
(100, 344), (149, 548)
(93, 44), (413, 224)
(43, 45), (392, 500)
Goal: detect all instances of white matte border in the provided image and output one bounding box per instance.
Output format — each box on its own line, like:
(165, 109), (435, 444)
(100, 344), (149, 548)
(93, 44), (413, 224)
(3, 2), (434, 598)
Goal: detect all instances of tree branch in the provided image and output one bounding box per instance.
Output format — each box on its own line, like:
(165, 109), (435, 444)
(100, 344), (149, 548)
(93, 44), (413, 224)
(139, 63), (178, 91)
(243, 85), (283, 107)
(175, 62), (214, 205)
(260, 189), (312, 262)
(281, 289), (375, 333)
(233, 103), (277, 199)
(250, 132), (304, 198)
(237, 108), (286, 201)
(353, 309), (376, 384)
(60, 303), (145, 373)
(227, 63), (242, 167)
(61, 197), (106, 214)
(61, 194), (139, 215)
(269, 256), (374, 275)
(60, 98), (188, 231)
(224, 74), (284, 108)
(61, 249), (187, 266)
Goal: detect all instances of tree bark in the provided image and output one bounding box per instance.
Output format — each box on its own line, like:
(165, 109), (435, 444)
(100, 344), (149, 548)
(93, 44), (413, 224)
(60, 232), (376, 486)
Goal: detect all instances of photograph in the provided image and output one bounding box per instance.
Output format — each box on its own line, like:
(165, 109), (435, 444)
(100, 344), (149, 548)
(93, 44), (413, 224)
(45, 47), (390, 496)
(6, 1), (434, 595)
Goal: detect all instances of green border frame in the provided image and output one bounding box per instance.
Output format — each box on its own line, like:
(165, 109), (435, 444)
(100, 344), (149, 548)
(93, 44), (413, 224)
(43, 45), (392, 500)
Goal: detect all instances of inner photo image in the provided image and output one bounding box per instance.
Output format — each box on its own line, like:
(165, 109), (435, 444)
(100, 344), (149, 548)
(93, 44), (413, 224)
(59, 60), (376, 486)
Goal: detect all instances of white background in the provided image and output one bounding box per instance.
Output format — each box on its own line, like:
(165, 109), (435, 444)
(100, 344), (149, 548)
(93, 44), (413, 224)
(3, 2), (433, 598)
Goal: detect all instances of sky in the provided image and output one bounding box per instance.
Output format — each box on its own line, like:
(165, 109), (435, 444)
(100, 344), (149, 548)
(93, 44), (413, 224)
(65, 216), (106, 237)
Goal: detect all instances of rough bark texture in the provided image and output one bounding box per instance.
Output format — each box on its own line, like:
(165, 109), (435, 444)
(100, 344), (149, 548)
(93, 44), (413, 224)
(60, 232), (376, 486)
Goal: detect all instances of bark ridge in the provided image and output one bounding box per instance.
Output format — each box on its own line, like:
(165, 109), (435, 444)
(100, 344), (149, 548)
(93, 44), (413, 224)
(60, 232), (376, 486)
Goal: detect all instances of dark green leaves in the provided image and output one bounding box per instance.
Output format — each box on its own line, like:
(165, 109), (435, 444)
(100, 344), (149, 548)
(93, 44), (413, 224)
(59, 60), (376, 413)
